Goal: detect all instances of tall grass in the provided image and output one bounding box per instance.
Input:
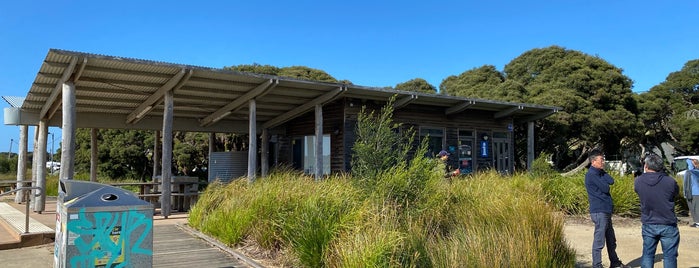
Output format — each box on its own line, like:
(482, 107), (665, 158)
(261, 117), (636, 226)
(190, 169), (577, 267)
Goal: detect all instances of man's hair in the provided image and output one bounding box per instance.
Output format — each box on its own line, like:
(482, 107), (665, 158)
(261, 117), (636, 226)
(643, 153), (664, 172)
(588, 149), (604, 162)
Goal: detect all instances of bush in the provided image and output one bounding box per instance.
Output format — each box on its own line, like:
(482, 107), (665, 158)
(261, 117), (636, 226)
(351, 95), (414, 183)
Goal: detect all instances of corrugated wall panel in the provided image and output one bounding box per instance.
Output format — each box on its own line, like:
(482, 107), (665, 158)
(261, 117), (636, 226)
(208, 151), (248, 183)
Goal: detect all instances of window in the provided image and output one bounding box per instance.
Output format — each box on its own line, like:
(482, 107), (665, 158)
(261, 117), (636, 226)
(420, 127), (444, 157)
(302, 135), (331, 175)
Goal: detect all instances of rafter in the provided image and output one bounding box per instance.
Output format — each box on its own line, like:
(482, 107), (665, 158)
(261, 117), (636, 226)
(494, 105), (523, 119)
(445, 100), (476, 115)
(39, 57), (78, 119)
(200, 79), (278, 127)
(392, 94), (417, 109)
(126, 69), (192, 124)
(263, 86), (346, 129)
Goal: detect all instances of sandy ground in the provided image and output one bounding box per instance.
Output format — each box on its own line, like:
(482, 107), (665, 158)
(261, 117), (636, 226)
(564, 215), (699, 268)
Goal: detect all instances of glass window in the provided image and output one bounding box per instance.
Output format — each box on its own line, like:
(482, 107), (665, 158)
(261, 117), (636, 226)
(303, 135), (331, 175)
(420, 127), (444, 157)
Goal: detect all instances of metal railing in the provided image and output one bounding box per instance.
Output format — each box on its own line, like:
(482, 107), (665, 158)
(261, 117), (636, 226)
(0, 180), (42, 234)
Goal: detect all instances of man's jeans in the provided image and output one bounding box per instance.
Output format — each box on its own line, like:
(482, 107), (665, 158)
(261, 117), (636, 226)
(590, 212), (621, 268)
(641, 224), (680, 268)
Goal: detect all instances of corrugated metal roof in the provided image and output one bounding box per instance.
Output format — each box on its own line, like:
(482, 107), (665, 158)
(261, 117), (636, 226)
(2, 96), (25, 108)
(4, 49), (560, 132)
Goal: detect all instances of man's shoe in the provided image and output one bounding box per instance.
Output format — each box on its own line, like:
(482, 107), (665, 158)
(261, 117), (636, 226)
(691, 223), (699, 228)
(610, 263), (629, 268)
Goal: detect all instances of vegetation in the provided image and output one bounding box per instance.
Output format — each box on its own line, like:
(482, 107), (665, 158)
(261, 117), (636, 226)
(190, 169), (578, 267)
(394, 78), (437, 93)
(189, 102), (579, 267)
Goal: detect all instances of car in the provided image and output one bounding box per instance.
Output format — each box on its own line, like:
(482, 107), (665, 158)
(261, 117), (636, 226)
(45, 161), (61, 172)
(671, 155), (699, 177)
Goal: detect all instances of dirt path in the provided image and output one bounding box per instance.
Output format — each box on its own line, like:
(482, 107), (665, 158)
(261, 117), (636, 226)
(564, 215), (699, 267)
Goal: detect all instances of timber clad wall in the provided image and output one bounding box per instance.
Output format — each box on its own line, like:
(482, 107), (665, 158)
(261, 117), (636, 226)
(277, 98), (515, 174)
(279, 99), (347, 173)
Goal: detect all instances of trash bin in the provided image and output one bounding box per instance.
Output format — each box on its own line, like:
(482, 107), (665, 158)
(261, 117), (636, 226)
(54, 180), (154, 268)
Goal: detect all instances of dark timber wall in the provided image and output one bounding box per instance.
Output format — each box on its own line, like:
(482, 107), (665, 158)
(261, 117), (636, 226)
(277, 98), (515, 174)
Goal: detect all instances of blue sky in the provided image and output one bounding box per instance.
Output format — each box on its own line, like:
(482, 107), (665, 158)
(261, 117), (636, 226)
(1, 0), (698, 154)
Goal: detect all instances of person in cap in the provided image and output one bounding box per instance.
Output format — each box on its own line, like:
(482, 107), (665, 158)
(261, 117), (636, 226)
(635, 153), (680, 267)
(684, 156), (699, 228)
(585, 149), (628, 268)
(437, 150), (459, 178)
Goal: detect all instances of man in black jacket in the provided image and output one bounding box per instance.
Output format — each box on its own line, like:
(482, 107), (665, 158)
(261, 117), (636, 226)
(634, 153), (680, 268)
(585, 149), (627, 268)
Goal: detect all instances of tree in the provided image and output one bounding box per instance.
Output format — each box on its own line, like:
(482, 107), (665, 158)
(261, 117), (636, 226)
(506, 46), (639, 169)
(394, 78), (436, 93)
(225, 64), (340, 83)
(73, 129), (154, 180)
(439, 46), (639, 170)
(637, 59), (699, 154)
(440, 65), (505, 98)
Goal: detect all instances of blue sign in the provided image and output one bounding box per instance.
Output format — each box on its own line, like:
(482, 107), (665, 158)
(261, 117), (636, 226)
(480, 141), (489, 157)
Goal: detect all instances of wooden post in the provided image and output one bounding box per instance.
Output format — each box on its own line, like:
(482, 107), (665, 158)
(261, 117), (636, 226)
(60, 81), (77, 180)
(35, 120), (48, 212)
(208, 132), (215, 182)
(90, 128), (98, 182)
(247, 99), (257, 183)
(315, 104), (323, 181)
(527, 121), (535, 171)
(14, 125), (28, 203)
(161, 90), (174, 218)
(30, 126), (39, 209)
(153, 130), (160, 181)
(261, 128), (268, 178)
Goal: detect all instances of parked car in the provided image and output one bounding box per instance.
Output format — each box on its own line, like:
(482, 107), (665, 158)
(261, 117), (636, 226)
(672, 155), (699, 177)
(46, 161), (60, 172)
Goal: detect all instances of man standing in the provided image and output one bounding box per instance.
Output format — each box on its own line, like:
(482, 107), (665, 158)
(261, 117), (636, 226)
(585, 149), (626, 268)
(635, 153), (680, 268)
(684, 157), (699, 228)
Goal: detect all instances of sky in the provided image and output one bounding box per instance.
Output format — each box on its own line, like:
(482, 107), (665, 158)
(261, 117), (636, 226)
(1, 0), (698, 155)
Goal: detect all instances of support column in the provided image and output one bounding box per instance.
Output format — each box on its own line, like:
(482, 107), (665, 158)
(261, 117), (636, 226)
(90, 128), (98, 182)
(34, 120), (48, 212)
(314, 104), (323, 181)
(14, 125), (28, 203)
(527, 121), (535, 171)
(161, 90), (174, 218)
(261, 128), (269, 178)
(247, 99), (257, 183)
(60, 81), (77, 180)
(30, 126), (39, 209)
(208, 132), (214, 182)
(152, 130), (160, 181)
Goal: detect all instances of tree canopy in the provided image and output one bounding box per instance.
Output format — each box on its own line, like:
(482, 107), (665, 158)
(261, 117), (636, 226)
(637, 59), (699, 154)
(394, 78), (437, 93)
(225, 63), (341, 83)
(439, 46), (640, 169)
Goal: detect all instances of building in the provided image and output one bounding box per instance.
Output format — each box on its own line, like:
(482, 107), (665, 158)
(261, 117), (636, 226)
(3, 49), (560, 215)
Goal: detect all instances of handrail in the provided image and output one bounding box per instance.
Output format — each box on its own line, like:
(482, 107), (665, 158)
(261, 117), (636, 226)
(0, 186), (43, 234)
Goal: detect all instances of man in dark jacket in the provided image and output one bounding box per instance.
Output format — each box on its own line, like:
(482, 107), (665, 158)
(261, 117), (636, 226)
(585, 149), (627, 268)
(634, 153), (680, 268)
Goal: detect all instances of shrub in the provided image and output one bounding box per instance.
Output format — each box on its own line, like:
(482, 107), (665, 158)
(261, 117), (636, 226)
(351, 95), (415, 183)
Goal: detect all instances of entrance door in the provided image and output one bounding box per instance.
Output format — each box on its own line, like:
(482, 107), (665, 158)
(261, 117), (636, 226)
(492, 132), (511, 174)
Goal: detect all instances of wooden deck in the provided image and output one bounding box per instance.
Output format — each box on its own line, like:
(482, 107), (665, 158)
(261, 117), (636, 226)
(154, 224), (257, 268)
(0, 197), (262, 267)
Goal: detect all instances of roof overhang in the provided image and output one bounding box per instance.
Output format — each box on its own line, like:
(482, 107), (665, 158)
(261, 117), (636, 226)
(4, 49), (560, 132)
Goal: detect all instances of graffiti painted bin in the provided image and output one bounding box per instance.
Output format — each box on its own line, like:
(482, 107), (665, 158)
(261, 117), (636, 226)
(54, 179), (154, 268)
